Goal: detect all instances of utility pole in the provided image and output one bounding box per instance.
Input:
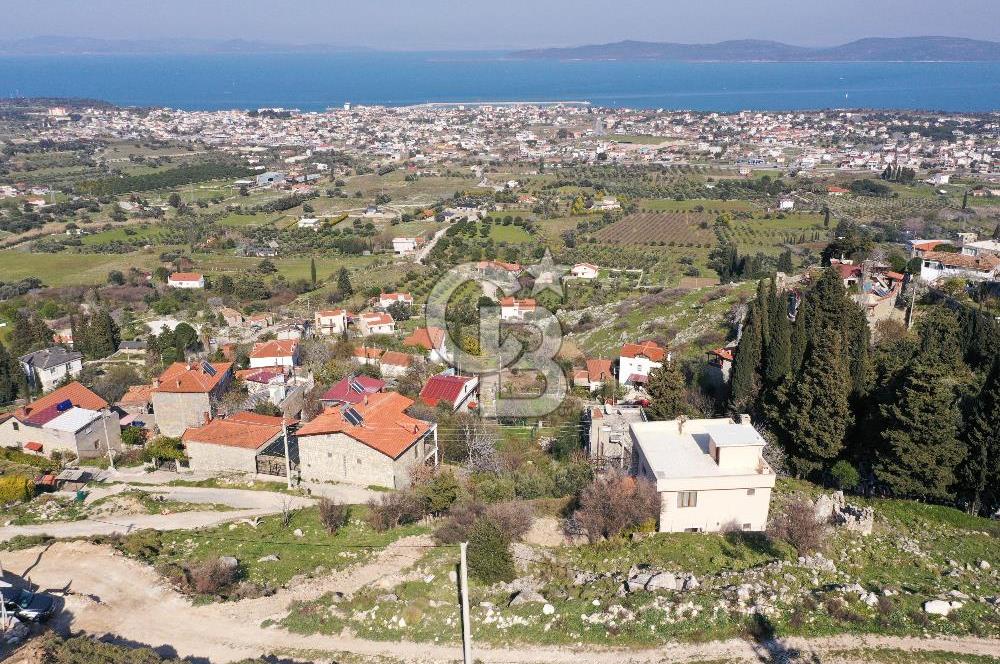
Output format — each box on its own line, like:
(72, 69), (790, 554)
(459, 542), (473, 664)
(282, 416), (293, 490)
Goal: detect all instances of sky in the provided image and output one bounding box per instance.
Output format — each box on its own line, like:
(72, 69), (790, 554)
(1, 0), (999, 51)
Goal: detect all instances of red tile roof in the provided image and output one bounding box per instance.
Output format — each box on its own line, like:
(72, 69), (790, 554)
(117, 384), (155, 407)
(923, 250), (1000, 272)
(235, 367), (286, 384)
(404, 326), (446, 350)
(359, 312), (394, 327)
(155, 362), (233, 394)
(586, 359), (613, 383)
(420, 374), (474, 407)
(168, 272), (203, 282)
(297, 392), (431, 459)
(499, 296), (536, 309)
(250, 339), (299, 359)
(182, 411), (286, 450)
(15, 382), (108, 423)
(710, 348), (735, 362)
(380, 351), (413, 368)
(620, 341), (666, 362)
(354, 346), (384, 360)
(24, 442), (43, 452)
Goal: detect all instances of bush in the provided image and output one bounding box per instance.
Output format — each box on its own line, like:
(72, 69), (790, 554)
(0, 447), (56, 470)
(434, 501), (533, 544)
(318, 498), (348, 534)
(768, 497), (828, 555)
(573, 472), (660, 542)
(414, 470), (462, 515)
(469, 473), (516, 503)
(0, 475), (35, 504)
(366, 490), (424, 532)
(120, 426), (146, 446)
(830, 460), (860, 491)
(467, 518), (515, 584)
(184, 557), (240, 595)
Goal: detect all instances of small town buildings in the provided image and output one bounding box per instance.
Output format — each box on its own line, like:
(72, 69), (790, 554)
(476, 260), (522, 277)
(248, 312), (275, 328)
(392, 237), (422, 255)
(778, 197), (795, 211)
(575, 358), (613, 392)
(357, 312), (395, 337)
(167, 272), (205, 289)
(116, 384), (155, 420)
(249, 339), (300, 369)
(297, 217), (320, 230)
(918, 251), (1000, 283)
(404, 326), (449, 363)
(182, 411), (288, 475)
(236, 367), (293, 406)
(570, 263), (599, 279)
(353, 345), (383, 366)
(586, 403), (646, 466)
(296, 392), (437, 489)
(619, 341), (667, 387)
(420, 373), (478, 411)
(827, 185), (849, 196)
(319, 375), (385, 407)
(18, 346), (83, 392)
(629, 416), (776, 533)
(378, 292), (414, 309)
(151, 361), (234, 437)
(219, 307), (245, 327)
(379, 351), (414, 378)
(705, 348), (735, 386)
(315, 309), (349, 336)
(961, 239), (1000, 259)
(256, 171), (286, 187)
(908, 239), (952, 259)
(499, 297), (536, 321)
(0, 382), (122, 460)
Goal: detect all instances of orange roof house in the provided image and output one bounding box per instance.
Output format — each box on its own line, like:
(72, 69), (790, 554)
(182, 411), (289, 474)
(620, 341), (667, 362)
(151, 362), (234, 437)
(404, 326), (447, 351)
(154, 362), (233, 394)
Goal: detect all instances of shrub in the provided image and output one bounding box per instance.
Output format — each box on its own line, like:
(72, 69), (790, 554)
(0, 475), (34, 504)
(830, 460), (860, 491)
(414, 470), (462, 515)
(573, 472), (660, 542)
(120, 426), (146, 446)
(366, 490), (424, 532)
(0, 448), (56, 470)
(318, 498), (348, 534)
(185, 557), (240, 595)
(768, 497), (828, 555)
(467, 518), (515, 584)
(469, 473), (516, 503)
(435, 501), (533, 544)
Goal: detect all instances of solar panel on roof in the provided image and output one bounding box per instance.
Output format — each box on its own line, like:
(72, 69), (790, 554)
(202, 361), (217, 376)
(349, 379), (364, 393)
(343, 407), (364, 426)
(56, 399), (73, 412)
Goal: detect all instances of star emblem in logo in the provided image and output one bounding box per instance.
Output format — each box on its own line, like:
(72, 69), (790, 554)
(526, 250), (570, 300)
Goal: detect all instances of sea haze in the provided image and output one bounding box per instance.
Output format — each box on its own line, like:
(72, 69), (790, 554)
(1, 52), (998, 112)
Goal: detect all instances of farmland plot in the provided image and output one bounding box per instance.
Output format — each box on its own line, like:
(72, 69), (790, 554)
(593, 212), (716, 246)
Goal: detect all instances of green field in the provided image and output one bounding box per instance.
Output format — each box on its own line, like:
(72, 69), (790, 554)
(489, 224), (533, 243)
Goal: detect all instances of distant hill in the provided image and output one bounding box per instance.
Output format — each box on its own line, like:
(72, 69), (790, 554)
(512, 36), (1000, 62)
(0, 36), (368, 56)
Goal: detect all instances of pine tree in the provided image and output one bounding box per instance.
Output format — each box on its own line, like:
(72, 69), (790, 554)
(645, 359), (690, 420)
(875, 357), (966, 501)
(9, 312), (55, 357)
(730, 302), (763, 410)
(773, 328), (852, 478)
(823, 207), (831, 229)
(960, 358), (1000, 515)
(777, 249), (793, 274)
(337, 267), (353, 296)
(310, 257), (317, 288)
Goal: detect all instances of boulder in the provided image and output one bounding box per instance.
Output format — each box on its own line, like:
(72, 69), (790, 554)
(646, 572), (678, 591)
(293, 528), (304, 538)
(681, 573), (700, 591)
(979, 560), (992, 571)
(219, 556), (239, 570)
(542, 603), (555, 615)
(626, 573), (653, 593)
(257, 554), (280, 563)
(923, 599), (963, 616)
(508, 589), (545, 606)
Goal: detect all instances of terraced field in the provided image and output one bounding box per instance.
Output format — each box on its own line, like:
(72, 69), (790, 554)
(593, 211), (716, 246)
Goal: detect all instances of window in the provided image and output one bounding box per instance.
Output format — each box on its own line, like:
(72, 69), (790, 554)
(743, 523), (752, 530)
(746, 488), (756, 496)
(677, 491), (698, 508)
(12, 422), (18, 431)
(683, 527), (701, 533)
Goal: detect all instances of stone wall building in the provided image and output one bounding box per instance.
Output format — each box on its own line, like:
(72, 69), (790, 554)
(151, 361), (234, 437)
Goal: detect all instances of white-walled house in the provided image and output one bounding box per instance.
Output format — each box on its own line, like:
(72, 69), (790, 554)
(378, 292), (414, 309)
(499, 297), (536, 321)
(392, 237), (422, 255)
(918, 250), (1000, 283)
(630, 416), (776, 533)
(314, 309), (349, 336)
(297, 217), (320, 230)
(357, 312), (395, 337)
(249, 339), (300, 369)
(19, 347), (83, 392)
(570, 263), (599, 279)
(619, 341), (667, 387)
(167, 272), (205, 289)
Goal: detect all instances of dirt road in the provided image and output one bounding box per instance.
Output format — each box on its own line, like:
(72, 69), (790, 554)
(0, 487), (314, 543)
(2, 541), (998, 663)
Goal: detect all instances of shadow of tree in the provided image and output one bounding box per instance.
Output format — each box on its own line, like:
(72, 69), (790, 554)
(724, 530), (787, 560)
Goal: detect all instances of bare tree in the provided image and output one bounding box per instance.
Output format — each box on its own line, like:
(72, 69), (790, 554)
(463, 417), (502, 473)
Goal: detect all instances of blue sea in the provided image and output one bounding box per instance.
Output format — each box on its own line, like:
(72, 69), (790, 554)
(1, 52), (999, 111)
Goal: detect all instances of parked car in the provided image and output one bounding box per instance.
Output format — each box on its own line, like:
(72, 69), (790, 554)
(0, 586), (55, 622)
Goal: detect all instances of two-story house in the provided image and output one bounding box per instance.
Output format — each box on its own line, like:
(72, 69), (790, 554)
(151, 361), (234, 437)
(19, 346), (83, 392)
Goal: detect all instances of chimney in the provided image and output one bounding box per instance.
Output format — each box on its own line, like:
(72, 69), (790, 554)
(203, 411), (211, 425)
(176, 379), (182, 388)
(153, 378), (160, 388)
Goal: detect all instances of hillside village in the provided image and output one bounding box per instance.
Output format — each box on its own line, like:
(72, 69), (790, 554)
(0, 99), (999, 663)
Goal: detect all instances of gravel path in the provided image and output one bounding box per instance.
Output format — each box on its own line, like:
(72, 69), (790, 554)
(2, 541), (998, 664)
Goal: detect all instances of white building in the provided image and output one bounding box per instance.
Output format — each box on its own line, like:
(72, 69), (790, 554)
(378, 292), (414, 309)
(19, 347), (84, 392)
(961, 239), (1000, 259)
(778, 197), (795, 211)
(392, 237), (422, 255)
(357, 312), (395, 337)
(618, 341), (667, 387)
(314, 309), (349, 336)
(499, 297), (536, 321)
(297, 217), (320, 230)
(167, 272), (205, 289)
(630, 416), (776, 533)
(919, 250), (1000, 283)
(570, 263), (599, 279)
(248, 339), (300, 369)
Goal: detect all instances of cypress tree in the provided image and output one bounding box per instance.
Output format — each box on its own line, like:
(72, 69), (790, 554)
(960, 358), (1000, 515)
(730, 302), (763, 410)
(875, 357), (966, 501)
(755, 280), (770, 348)
(645, 359), (690, 420)
(310, 257), (317, 288)
(777, 249), (793, 274)
(774, 328), (852, 478)
(337, 267), (353, 296)
(0, 341), (21, 404)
